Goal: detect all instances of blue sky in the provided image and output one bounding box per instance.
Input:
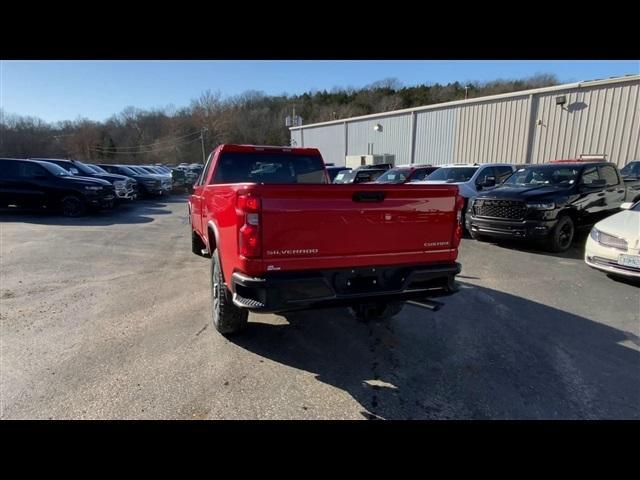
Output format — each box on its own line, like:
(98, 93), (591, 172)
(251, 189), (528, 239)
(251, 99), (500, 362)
(2, 60), (638, 123)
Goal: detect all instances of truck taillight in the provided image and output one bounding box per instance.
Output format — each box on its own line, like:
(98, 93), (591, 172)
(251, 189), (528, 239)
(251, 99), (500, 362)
(237, 192), (261, 258)
(452, 195), (465, 249)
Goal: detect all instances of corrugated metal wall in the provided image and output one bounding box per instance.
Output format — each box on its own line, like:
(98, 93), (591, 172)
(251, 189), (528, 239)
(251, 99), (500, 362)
(414, 108), (457, 165)
(346, 114), (413, 165)
(530, 82), (640, 167)
(298, 123), (345, 165)
(454, 96), (531, 164)
(290, 129), (302, 148)
(291, 77), (640, 169)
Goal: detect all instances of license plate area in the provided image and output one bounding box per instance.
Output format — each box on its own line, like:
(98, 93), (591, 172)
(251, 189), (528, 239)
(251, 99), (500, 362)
(618, 254), (640, 268)
(332, 267), (406, 294)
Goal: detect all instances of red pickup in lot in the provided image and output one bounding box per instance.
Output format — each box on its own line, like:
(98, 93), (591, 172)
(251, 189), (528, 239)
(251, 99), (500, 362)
(189, 144), (463, 335)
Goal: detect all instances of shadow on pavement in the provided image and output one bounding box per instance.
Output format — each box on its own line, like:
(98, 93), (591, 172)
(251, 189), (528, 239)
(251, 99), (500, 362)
(481, 230), (589, 261)
(230, 282), (639, 420)
(0, 195), (188, 226)
(606, 273), (640, 288)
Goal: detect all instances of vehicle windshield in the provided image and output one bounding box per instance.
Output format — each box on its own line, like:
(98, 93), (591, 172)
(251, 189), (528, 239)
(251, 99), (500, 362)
(333, 170), (353, 183)
(503, 166), (579, 187)
(40, 162), (72, 176)
(130, 166), (152, 175)
(630, 201), (640, 212)
(88, 164), (108, 174)
(118, 166), (139, 176)
(71, 161), (98, 176)
(620, 163), (636, 176)
(375, 168), (411, 184)
(213, 153), (327, 184)
(327, 167), (348, 182)
(426, 167), (478, 182)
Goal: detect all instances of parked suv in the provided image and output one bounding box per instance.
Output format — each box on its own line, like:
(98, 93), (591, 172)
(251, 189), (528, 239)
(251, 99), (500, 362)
(0, 158), (116, 216)
(97, 164), (164, 197)
(414, 163), (516, 227)
(466, 161), (628, 252)
(126, 166), (172, 194)
(31, 158), (138, 201)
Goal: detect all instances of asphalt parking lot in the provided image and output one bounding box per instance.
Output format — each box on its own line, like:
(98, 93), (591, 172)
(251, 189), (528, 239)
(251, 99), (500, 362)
(1, 196), (638, 419)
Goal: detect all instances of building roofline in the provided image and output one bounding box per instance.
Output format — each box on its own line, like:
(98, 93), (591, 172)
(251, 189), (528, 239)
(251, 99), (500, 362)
(290, 74), (640, 130)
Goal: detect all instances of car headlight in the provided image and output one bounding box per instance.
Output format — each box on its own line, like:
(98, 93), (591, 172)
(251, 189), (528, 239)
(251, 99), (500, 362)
(526, 202), (555, 210)
(590, 227), (600, 242)
(114, 181), (125, 188)
(84, 185), (103, 191)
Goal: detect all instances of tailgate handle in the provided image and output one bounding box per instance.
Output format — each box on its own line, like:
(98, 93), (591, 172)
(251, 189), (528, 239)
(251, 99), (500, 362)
(352, 191), (386, 202)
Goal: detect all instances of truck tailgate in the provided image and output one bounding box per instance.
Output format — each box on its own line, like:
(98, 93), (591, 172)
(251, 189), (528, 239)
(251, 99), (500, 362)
(255, 184), (460, 271)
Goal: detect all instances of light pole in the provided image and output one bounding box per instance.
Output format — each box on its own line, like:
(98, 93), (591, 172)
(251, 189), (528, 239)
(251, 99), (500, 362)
(464, 85), (470, 100)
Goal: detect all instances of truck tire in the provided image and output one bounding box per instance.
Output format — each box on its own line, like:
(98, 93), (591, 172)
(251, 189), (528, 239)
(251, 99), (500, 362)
(350, 301), (405, 322)
(547, 215), (574, 253)
(211, 249), (248, 335)
(61, 195), (86, 217)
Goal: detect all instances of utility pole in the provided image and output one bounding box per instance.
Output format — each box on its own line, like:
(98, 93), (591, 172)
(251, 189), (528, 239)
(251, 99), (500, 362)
(285, 106), (302, 146)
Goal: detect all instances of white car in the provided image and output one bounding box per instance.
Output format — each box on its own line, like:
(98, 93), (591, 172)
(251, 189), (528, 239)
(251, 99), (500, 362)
(585, 201), (640, 279)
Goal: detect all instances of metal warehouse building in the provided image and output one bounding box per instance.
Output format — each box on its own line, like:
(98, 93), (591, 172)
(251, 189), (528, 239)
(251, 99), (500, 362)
(289, 75), (640, 169)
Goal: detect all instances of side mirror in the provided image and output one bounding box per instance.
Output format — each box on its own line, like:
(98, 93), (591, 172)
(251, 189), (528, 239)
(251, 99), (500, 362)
(620, 202), (633, 210)
(477, 176), (496, 189)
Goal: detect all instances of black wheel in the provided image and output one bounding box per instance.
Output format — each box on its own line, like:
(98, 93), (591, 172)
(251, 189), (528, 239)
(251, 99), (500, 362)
(547, 216), (575, 252)
(211, 249), (248, 335)
(61, 195), (86, 217)
(349, 301), (405, 322)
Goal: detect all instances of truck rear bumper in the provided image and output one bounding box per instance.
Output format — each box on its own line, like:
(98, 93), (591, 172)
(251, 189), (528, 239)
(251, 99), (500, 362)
(230, 262), (461, 313)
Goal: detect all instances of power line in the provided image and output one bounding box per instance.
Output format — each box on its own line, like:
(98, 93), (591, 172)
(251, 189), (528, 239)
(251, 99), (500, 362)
(89, 135), (204, 154)
(92, 129), (206, 152)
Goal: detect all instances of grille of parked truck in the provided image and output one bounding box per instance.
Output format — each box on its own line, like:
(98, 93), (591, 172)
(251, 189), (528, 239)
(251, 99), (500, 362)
(188, 144), (464, 336)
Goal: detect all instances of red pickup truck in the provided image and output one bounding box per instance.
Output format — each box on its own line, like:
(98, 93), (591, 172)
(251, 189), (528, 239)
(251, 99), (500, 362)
(189, 144), (463, 335)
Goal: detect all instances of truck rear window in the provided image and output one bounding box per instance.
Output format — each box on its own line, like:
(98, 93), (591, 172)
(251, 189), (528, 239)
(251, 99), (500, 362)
(212, 153), (327, 184)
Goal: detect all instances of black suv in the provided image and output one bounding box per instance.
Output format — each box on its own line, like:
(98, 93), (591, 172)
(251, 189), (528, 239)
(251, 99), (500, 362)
(466, 161), (627, 252)
(31, 158), (138, 201)
(0, 158), (116, 216)
(96, 164), (163, 197)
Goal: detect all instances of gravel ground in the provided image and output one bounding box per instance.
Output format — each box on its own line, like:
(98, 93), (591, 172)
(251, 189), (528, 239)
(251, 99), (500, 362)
(1, 195), (638, 419)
